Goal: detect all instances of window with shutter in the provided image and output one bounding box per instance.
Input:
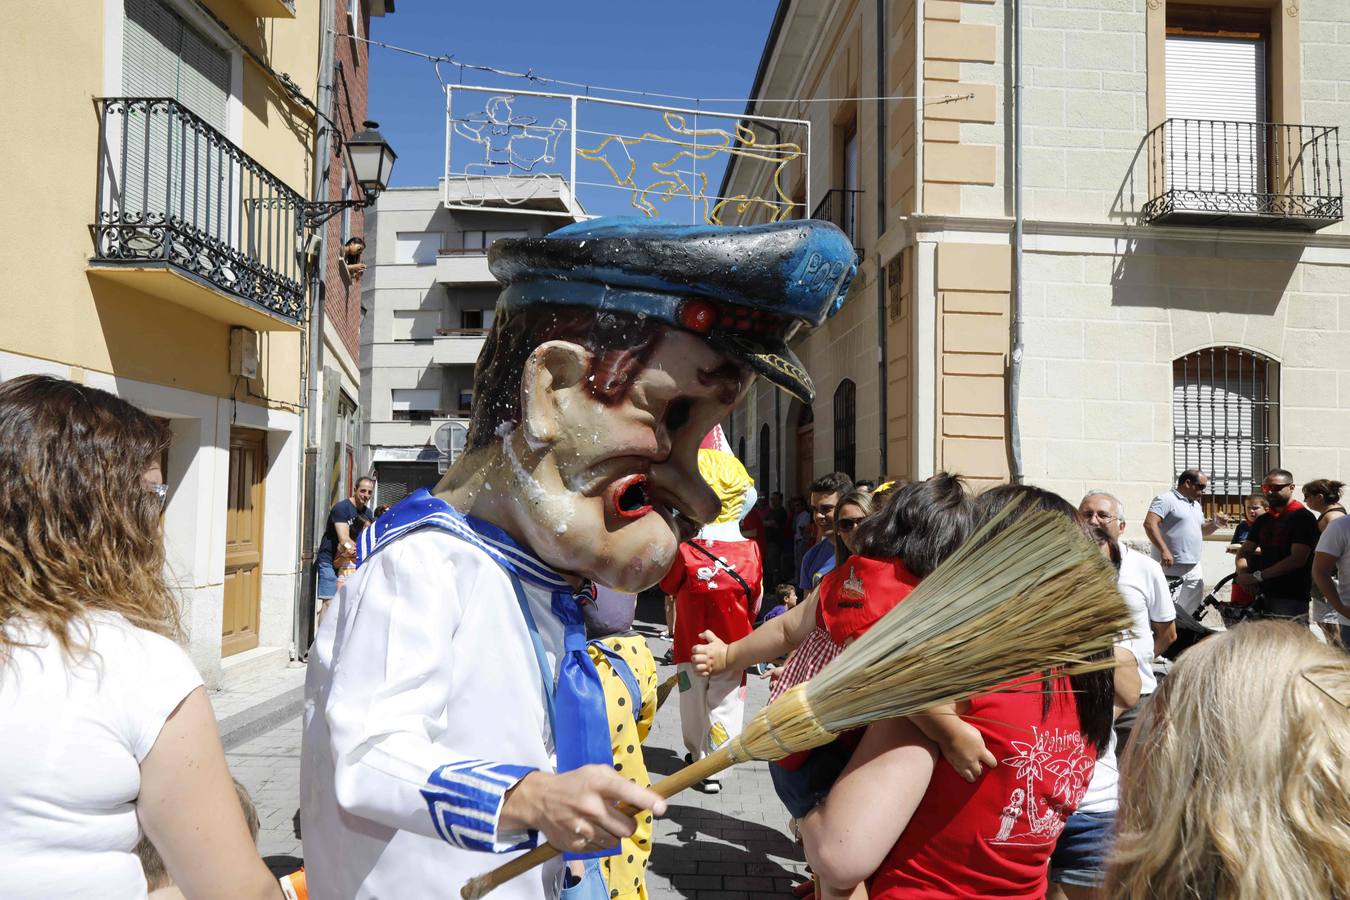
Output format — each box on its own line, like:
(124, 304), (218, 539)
(1165, 32), (1268, 196)
(120, 0), (230, 235)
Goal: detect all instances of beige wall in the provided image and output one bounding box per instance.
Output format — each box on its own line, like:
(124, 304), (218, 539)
(0, 0), (323, 677)
(1018, 235), (1350, 525)
(724, 0), (889, 489)
(935, 241), (1010, 485)
(0, 0), (313, 407)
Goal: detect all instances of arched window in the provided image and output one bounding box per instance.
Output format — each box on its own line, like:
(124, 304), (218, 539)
(833, 379), (857, 480)
(758, 424), (771, 493)
(1173, 347), (1279, 517)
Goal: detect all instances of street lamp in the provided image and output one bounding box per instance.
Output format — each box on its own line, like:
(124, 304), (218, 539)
(302, 120), (397, 229)
(345, 120), (397, 196)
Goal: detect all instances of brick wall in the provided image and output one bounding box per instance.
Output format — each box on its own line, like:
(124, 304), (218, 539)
(321, 0), (374, 364)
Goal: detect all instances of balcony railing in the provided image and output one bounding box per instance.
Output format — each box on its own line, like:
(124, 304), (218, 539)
(91, 98), (306, 324)
(1143, 118), (1343, 230)
(811, 189), (864, 254)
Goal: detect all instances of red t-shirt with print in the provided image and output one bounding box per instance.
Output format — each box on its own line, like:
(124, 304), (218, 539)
(868, 674), (1096, 900)
(659, 539), (761, 663)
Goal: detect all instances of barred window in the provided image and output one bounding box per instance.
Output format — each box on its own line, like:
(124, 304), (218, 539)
(1172, 347), (1279, 518)
(833, 379), (857, 480)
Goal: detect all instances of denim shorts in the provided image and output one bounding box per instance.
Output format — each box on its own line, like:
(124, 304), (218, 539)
(317, 551), (338, 599)
(768, 738), (857, 819)
(1049, 809), (1115, 887)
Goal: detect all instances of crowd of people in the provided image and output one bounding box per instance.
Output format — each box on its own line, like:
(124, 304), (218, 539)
(676, 466), (1350, 899)
(2, 373), (1348, 899)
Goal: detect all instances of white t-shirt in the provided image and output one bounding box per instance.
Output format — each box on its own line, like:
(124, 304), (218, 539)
(1315, 516), (1350, 623)
(1117, 544), (1175, 696)
(0, 612), (203, 899)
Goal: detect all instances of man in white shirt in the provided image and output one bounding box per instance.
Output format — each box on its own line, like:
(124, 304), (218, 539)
(1143, 470), (1226, 614)
(1081, 491), (1176, 694)
(301, 218), (857, 899)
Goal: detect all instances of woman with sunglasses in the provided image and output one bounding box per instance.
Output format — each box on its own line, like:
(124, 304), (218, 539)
(0, 375), (280, 900)
(831, 489), (875, 566)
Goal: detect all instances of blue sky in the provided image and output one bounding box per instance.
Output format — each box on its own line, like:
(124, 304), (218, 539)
(365, 1), (781, 217)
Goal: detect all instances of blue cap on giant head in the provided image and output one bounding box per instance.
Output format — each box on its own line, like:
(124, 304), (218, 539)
(487, 217), (857, 404)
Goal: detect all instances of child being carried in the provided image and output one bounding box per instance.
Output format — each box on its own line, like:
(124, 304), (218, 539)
(691, 474), (991, 823)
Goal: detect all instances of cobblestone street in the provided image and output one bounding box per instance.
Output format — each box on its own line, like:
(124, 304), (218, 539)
(225, 598), (807, 898)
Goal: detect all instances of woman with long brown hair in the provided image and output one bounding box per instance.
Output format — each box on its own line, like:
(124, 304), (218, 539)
(0, 375), (279, 899)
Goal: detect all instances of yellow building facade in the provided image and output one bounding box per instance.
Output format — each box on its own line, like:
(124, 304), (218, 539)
(0, 0), (331, 685)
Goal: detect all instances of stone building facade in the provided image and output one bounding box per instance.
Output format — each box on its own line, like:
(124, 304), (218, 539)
(723, 0), (1349, 581)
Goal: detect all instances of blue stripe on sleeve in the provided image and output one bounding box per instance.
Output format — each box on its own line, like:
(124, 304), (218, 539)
(422, 761), (538, 852)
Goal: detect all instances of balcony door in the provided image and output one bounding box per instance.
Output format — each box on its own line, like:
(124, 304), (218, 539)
(1165, 34), (1267, 197)
(120, 0), (230, 238)
(223, 427), (266, 657)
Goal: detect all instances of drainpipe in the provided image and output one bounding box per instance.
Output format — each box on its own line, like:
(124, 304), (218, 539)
(1008, 0), (1026, 484)
(875, 0), (888, 479)
(296, 0), (338, 658)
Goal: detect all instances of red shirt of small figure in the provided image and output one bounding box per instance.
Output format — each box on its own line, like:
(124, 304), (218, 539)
(660, 539), (761, 664)
(816, 556), (921, 646)
(868, 674), (1096, 900)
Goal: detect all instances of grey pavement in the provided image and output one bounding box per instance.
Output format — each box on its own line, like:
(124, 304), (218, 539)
(225, 606), (807, 897)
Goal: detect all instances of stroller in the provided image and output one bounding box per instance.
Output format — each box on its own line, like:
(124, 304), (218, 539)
(1162, 572), (1261, 660)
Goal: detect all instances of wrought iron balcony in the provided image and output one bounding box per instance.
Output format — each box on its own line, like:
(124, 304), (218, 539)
(811, 189), (864, 254)
(91, 98), (306, 328)
(1142, 118), (1343, 230)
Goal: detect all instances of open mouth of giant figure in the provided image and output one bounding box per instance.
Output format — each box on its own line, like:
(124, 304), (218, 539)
(609, 473), (654, 519)
(601, 472), (703, 543)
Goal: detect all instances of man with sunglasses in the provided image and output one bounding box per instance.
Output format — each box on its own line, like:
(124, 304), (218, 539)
(796, 471), (854, 593)
(1144, 469), (1227, 614)
(1235, 469), (1321, 620)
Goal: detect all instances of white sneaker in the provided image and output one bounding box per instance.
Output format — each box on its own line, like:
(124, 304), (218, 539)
(702, 779), (722, 794)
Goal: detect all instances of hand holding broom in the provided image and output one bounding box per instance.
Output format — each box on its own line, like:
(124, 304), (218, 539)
(461, 503), (1131, 899)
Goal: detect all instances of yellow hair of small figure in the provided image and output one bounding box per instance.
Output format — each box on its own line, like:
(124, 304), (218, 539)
(697, 448), (753, 524)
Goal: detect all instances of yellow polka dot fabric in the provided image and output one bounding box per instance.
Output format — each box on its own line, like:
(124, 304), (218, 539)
(587, 635), (658, 900)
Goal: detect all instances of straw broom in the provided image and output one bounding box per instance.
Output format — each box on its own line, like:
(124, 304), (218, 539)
(461, 504), (1131, 899)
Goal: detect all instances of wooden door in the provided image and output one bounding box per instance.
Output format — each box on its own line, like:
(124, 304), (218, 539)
(796, 424), (814, 498)
(223, 428), (265, 657)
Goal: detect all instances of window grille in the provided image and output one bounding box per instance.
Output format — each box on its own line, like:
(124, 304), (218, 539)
(833, 380), (857, 480)
(1172, 347), (1279, 519)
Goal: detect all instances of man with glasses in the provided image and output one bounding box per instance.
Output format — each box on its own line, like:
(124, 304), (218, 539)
(1082, 491), (1176, 671)
(1144, 469), (1227, 614)
(797, 471), (853, 593)
(1235, 468), (1321, 620)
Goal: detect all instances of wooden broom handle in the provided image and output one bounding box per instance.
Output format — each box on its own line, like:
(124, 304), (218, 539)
(459, 750), (732, 899)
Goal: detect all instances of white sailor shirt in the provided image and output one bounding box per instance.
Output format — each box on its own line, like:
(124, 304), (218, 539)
(300, 517), (574, 900)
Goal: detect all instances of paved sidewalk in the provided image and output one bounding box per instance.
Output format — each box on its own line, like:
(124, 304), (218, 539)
(213, 661), (308, 752)
(226, 598), (807, 897)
